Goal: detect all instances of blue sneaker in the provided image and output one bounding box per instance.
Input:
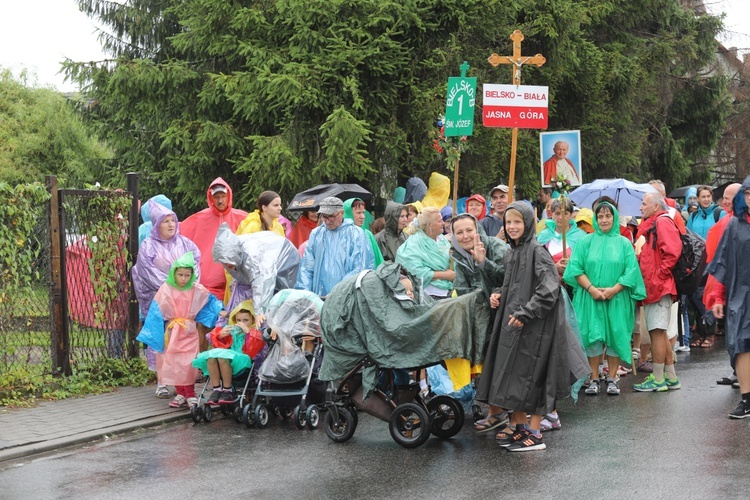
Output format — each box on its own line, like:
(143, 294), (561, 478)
(633, 374), (668, 392)
(665, 376), (681, 390)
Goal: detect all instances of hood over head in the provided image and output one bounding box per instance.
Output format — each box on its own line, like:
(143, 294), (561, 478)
(733, 175), (750, 219)
(465, 193), (487, 220)
(592, 201), (621, 236)
(166, 251), (197, 290)
(685, 186), (698, 206)
(140, 194), (172, 223)
(503, 201), (536, 248)
(207, 177), (234, 216)
(404, 177), (428, 204)
(148, 201), (181, 241)
(422, 172), (451, 208)
(384, 201), (405, 234)
(212, 223), (244, 271)
(393, 186), (406, 204)
(228, 299), (255, 325)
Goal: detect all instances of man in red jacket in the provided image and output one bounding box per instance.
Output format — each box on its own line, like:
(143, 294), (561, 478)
(633, 192), (683, 392)
(181, 178), (248, 301)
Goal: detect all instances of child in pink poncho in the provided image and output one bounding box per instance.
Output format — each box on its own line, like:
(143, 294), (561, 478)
(137, 252), (224, 409)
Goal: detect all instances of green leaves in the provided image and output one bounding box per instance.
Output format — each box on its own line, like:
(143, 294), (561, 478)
(64, 0), (729, 209)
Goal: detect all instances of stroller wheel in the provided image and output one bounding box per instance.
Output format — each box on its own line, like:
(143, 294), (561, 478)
(427, 395), (465, 439)
(242, 404), (255, 428)
(293, 405), (307, 430)
(234, 405), (244, 424)
(389, 403), (431, 449)
(220, 404), (232, 416)
(255, 404), (270, 428)
(306, 405), (320, 430)
(190, 405), (202, 424)
(323, 406), (356, 443)
(203, 404), (213, 423)
(281, 407), (294, 420)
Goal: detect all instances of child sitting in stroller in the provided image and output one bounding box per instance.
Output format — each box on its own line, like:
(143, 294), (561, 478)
(193, 300), (265, 405)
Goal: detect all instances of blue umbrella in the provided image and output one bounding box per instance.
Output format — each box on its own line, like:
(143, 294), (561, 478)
(568, 179), (658, 216)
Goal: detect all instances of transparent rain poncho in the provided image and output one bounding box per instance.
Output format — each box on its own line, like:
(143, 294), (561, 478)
(258, 289), (323, 384)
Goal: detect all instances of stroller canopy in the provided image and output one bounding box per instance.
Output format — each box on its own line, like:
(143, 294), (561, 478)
(319, 263), (491, 398)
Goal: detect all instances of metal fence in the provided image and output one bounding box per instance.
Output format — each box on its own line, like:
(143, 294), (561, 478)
(0, 175), (140, 378)
(59, 189), (133, 367)
(0, 183), (53, 377)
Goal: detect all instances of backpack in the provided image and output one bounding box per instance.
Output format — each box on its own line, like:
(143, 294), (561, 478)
(647, 214), (707, 295)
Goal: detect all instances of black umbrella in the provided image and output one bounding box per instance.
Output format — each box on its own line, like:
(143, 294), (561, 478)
(712, 181), (739, 202)
(668, 184), (715, 201)
(287, 183), (372, 211)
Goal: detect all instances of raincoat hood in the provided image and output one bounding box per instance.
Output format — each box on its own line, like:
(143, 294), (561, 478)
(685, 186), (698, 207)
(140, 194), (172, 223)
(166, 251), (198, 290)
(393, 186), (406, 204)
(734, 176), (750, 219)
(212, 224), (300, 313)
(228, 299), (255, 325)
(422, 172), (450, 208)
(504, 201), (537, 248)
(384, 201), (405, 234)
(343, 198), (363, 224)
(592, 202), (621, 236)
(450, 214), (488, 270)
(465, 194), (487, 220)
(207, 177), (234, 216)
(148, 201), (181, 242)
(404, 177), (428, 204)
(377, 201), (409, 262)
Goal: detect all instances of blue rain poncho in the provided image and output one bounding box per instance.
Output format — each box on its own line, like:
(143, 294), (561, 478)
(295, 219), (372, 297)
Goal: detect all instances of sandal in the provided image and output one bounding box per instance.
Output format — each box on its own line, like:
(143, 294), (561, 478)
(496, 426), (515, 440)
(699, 337), (715, 348)
(717, 376), (737, 385)
(474, 413), (508, 433)
(690, 339), (703, 348)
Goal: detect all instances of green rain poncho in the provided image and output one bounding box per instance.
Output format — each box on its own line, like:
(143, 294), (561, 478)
(562, 203), (646, 362)
(343, 198), (383, 268)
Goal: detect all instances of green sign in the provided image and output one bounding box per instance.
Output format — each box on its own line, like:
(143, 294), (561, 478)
(444, 61), (476, 137)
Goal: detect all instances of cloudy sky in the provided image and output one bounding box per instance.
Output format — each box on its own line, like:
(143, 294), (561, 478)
(1, 0), (749, 92)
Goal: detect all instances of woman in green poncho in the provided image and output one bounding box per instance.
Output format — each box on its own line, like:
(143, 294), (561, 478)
(563, 201), (646, 396)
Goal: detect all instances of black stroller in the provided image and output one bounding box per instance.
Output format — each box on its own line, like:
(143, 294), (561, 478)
(318, 264), (492, 448)
(243, 289), (326, 430)
(323, 357), (465, 448)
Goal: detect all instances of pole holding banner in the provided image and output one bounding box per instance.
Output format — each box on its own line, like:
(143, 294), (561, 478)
(486, 31), (546, 204)
(439, 61), (476, 216)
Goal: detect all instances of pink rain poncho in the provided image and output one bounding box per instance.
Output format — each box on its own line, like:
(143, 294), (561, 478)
(137, 252), (224, 386)
(132, 201), (201, 317)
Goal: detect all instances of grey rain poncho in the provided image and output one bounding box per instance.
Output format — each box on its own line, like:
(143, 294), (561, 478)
(706, 177), (750, 367)
(212, 224), (299, 315)
(319, 263), (491, 398)
(476, 202), (589, 415)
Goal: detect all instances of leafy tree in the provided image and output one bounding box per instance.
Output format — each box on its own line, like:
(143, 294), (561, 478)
(65, 0), (728, 213)
(0, 68), (112, 187)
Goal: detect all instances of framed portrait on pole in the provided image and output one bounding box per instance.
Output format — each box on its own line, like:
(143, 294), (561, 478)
(540, 130), (582, 188)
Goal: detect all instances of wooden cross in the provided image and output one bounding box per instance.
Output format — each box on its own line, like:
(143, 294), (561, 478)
(488, 30), (546, 86)
(487, 30), (546, 203)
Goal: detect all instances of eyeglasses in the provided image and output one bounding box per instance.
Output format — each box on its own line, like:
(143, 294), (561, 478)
(319, 213), (339, 221)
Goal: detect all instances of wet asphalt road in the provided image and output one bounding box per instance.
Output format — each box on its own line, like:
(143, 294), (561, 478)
(1, 342), (749, 499)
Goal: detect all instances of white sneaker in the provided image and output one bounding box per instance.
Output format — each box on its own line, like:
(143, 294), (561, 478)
(674, 345), (691, 353)
(155, 385), (170, 398)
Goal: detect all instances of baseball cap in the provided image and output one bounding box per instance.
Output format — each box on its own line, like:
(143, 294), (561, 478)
(210, 184), (228, 195)
(317, 196), (344, 215)
(489, 184), (509, 196)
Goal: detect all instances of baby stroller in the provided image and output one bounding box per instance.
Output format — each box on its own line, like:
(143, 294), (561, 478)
(323, 357), (465, 448)
(191, 364), (257, 424)
(318, 264), (491, 448)
(243, 289), (326, 430)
